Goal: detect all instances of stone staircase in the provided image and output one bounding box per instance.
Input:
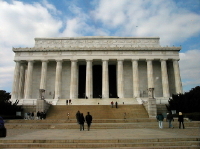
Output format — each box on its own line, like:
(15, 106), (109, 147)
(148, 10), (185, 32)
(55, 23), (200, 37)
(56, 98), (139, 105)
(2, 105), (200, 148)
(0, 138), (200, 148)
(46, 105), (149, 119)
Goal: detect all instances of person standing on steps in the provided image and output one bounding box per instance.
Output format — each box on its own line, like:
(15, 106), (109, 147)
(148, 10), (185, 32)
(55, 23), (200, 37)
(85, 112), (93, 131)
(166, 113), (174, 128)
(76, 111), (80, 124)
(178, 112), (185, 129)
(156, 113), (164, 129)
(115, 101), (118, 108)
(111, 101), (113, 108)
(79, 113), (85, 131)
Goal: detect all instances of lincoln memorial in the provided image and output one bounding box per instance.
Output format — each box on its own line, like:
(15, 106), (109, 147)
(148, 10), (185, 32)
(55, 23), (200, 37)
(11, 36), (183, 105)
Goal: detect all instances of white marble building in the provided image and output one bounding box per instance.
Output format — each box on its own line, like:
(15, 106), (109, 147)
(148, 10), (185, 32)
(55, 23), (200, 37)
(11, 36), (183, 105)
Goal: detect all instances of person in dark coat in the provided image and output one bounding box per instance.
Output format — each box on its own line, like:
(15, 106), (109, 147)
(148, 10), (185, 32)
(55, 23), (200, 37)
(37, 111), (41, 120)
(178, 112), (185, 129)
(85, 112), (93, 131)
(156, 113), (164, 128)
(0, 116), (4, 128)
(79, 113), (85, 131)
(166, 113), (174, 128)
(115, 101), (118, 108)
(76, 111), (80, 124)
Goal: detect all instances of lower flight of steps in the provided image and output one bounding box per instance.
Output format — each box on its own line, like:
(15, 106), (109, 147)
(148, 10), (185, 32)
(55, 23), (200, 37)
(46, 105), (149, 119)
(0, 138), (199, 148)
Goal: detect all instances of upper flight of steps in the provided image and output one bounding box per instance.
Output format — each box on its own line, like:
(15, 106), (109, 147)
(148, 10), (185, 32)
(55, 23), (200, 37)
(56, 98), (139, 105)
(46, 104), (149, 119)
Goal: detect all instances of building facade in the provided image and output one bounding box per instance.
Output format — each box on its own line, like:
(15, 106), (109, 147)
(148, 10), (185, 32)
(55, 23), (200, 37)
(11, 37), (183, 105)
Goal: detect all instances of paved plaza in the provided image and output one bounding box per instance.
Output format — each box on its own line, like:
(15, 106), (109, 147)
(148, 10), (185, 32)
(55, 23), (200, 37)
(2, 127), (200, 140)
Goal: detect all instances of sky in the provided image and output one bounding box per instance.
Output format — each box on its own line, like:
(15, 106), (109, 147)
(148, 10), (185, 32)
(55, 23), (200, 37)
(0, 0), (200, 93)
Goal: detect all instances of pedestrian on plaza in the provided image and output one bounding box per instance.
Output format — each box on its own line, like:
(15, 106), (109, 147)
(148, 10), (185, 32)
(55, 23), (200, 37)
(166, 113), (174, 128)
(156, 113), (164, 129)
(76, 110), (80, 124)
(67, 112), (70, 120)
(27, 112), (30, 120)
(66, 100), (68, 105)
(37, 111), (41, 120)
(0, 116), (5, 128)
(31, 112), (34, 120)
(40, 112), (44, 119)
(69, 99), (71, 104)
(111, 101), (113, 108)
(79, 113), (85, 131)
(85, 112), (93, 131)
(115, 101), (118, 108)
(178, 112), (185, 129)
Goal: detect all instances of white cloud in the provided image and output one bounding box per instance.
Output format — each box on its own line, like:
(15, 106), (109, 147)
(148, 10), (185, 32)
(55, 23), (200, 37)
(0, 0), (62, 92)
(180, 50), (200, 91)
(93, 0), (200, 46)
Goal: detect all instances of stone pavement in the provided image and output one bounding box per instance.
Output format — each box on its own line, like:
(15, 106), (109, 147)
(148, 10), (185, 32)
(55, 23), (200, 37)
(2, 127), (200, 140)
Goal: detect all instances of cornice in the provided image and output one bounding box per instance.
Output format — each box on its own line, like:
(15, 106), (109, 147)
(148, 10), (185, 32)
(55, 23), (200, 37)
(13, 46), (181, 52)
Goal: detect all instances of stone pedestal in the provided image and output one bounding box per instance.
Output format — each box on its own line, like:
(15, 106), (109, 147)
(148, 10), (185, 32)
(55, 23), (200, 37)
(148, 98), (157, 118)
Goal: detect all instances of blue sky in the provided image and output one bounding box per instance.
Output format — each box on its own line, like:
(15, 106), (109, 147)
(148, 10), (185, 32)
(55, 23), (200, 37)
(0, 0), (200, 93)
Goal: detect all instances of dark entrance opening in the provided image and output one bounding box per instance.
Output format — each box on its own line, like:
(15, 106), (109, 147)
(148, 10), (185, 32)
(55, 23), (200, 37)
(93, 65), (102, 98)
(109, 65), (117, 98)
(78, 65), (86, 98)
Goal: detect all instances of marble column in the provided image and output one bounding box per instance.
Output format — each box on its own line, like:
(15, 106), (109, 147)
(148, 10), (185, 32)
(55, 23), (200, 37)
(147, 59), (154, 89)
(173, 59), (183, 94)
(132, 59), (139, 98)
(40, 60), (48, 90)
(11, 61), (21, 100)
(18, 64), (25, 99)
(86, 60), (93, 99)
(70, 60), (78, 99)
(54, 60), (62, 99)
(117, 60), (124, 98)
(24, 60), (34, 99)
(102, 59), (109, 98)
(160, 59), (170, 97)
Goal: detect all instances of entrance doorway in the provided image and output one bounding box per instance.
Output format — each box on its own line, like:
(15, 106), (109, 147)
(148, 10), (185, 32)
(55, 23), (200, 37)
(93, 65), (102, 98)
(109, 65), (117, 98)
(78, 65), (86, 98)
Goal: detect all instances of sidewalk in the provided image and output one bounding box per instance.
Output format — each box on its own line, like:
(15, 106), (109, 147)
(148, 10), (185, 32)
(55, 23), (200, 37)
(2, 127), (200, 140)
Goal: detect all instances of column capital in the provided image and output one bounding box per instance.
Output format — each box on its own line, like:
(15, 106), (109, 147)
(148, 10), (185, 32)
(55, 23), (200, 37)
(56, 59), (63, 62)
(172, 59), (180, 61)
(102, 59), (109, 61)
(132, 59), (139, 61)
(86, 59), (93, 62)
(70, 59), (78, 62)
(160, 59), (168, 61)
(117, 59), (124, 61)
(41, 60), (49, 63)
(146, 59), (154, 61)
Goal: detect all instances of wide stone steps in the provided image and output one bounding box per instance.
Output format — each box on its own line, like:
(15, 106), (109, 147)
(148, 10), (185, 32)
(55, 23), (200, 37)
(46, 105), (149, 119)
(0, 138), (199, 148)
(5, 120), (200, 129)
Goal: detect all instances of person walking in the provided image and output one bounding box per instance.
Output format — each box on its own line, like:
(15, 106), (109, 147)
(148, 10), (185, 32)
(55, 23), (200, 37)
(79, 113), (85, 131)
(115, 101), (118, 108)
(76, 111), (80, 124)
(156, 113), (164, 129)
(67, 112), (70, 120)
(111, 101), (113, 108)
(85, 112), (93, 131)
(178, 112), (185, 129)
(166, 113), (174, 128)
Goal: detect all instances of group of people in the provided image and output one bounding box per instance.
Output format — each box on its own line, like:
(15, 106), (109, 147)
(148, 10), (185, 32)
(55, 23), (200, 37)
(24, 111), (46, 120)
(111, 101), (118, 108)
(76, 111), (93, 131)
(156, 112), (185, 129)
